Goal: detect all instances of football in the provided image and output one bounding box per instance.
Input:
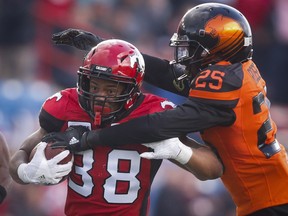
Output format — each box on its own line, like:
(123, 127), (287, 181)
(29, 141), (73, 164)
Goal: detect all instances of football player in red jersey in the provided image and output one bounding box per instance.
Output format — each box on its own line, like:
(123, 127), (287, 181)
(9, 39), (223, 216)
(46, 2), (288, 216)
(0, 132), (11, 204)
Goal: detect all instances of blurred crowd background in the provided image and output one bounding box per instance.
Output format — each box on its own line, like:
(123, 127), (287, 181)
(0, 0), (287, 215)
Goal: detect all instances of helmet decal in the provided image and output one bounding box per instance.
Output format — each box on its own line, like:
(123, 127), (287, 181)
(205, 15), (243, 39)
(203, 15), (245, 62)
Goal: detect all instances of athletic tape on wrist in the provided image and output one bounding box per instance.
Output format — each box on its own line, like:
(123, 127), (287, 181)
(177, 144), (193, 164)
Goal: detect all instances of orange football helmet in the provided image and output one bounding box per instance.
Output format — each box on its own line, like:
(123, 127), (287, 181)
(170, 3), (253, 78)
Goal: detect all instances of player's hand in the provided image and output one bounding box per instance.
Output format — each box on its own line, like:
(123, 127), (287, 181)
(52, 28), (104, 51)
(17, 142), (73, 185)
(42, 126), (90, 152)
(140, 138), (193, 164)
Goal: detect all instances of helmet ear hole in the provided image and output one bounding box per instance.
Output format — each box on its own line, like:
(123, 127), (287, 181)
(199, 29), (205, 37)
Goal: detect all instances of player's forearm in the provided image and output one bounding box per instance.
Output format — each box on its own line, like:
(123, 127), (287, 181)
(0, 152), (11, 189)
(85, 102), (233, 148)
(9, 128), (46, 184)
(177, 136), (223, 180)
(0, 166), (10, 203)
(85, 113), (175, 147)
(9, 150), (29, 184)
(142, 54), (190, 96)
(0, 132), (11, 203)
(183, 146), (223, 181)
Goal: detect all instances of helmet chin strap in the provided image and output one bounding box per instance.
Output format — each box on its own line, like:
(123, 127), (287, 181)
(94, 111), (102, 126)
(93, 106), (112, 126)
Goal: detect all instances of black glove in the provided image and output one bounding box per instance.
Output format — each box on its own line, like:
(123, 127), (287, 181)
(42, 126), (90, 152)
(52, 28), (104, 51)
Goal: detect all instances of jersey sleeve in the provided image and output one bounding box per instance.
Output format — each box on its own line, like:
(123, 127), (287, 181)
(39, 90), (68, 133)
(87, 97), (235, 147)
(142, 54), (190, 96)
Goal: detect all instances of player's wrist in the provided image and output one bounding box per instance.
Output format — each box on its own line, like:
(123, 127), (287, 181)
(17, 163), (29, 184)
(175, 142), (193, 164)
(85, 130), (101, 149)
(78, 131), (89, 151)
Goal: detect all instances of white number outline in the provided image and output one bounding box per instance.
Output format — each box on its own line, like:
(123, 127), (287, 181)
(69, 149), (141, 203)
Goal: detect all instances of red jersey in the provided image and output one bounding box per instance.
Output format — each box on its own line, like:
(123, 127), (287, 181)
(40, 88), (175, 216)
(189, 60), (288, 215)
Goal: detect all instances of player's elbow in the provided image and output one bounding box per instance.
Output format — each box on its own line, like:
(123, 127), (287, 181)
(198, 164), (223, 181)
(188, 147), (224, 181)
(201, 170), (223, 181)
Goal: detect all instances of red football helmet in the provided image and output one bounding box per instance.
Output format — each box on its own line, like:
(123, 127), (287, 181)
(78, 39), (145, 125)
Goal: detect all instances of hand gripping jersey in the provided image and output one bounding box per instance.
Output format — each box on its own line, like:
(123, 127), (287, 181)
(39, 88), (175, 216)
(189, 60), (288, 216)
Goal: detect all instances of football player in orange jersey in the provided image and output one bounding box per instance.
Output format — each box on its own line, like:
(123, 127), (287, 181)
(9, 39), (222, 216)
(45, 2), (288, 216)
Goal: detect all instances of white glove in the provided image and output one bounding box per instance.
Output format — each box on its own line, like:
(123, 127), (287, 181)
(17, 142), (73, 185)
(140, 138), (193, 164)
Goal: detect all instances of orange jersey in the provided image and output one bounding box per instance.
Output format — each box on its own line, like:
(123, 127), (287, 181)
(189, 60), (288, 215)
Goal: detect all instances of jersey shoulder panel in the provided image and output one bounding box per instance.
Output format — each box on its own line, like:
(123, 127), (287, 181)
(190, 63), (244, 100)
(41, 88), (82, 120)
(39, 88), (91, 132)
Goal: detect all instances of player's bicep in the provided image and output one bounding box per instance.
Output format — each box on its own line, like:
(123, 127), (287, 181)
(19, 128), (48, 154)
(39, 108), (65, 133)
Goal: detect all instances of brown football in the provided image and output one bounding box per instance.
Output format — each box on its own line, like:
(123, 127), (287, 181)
(29, 142), (73, 164)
